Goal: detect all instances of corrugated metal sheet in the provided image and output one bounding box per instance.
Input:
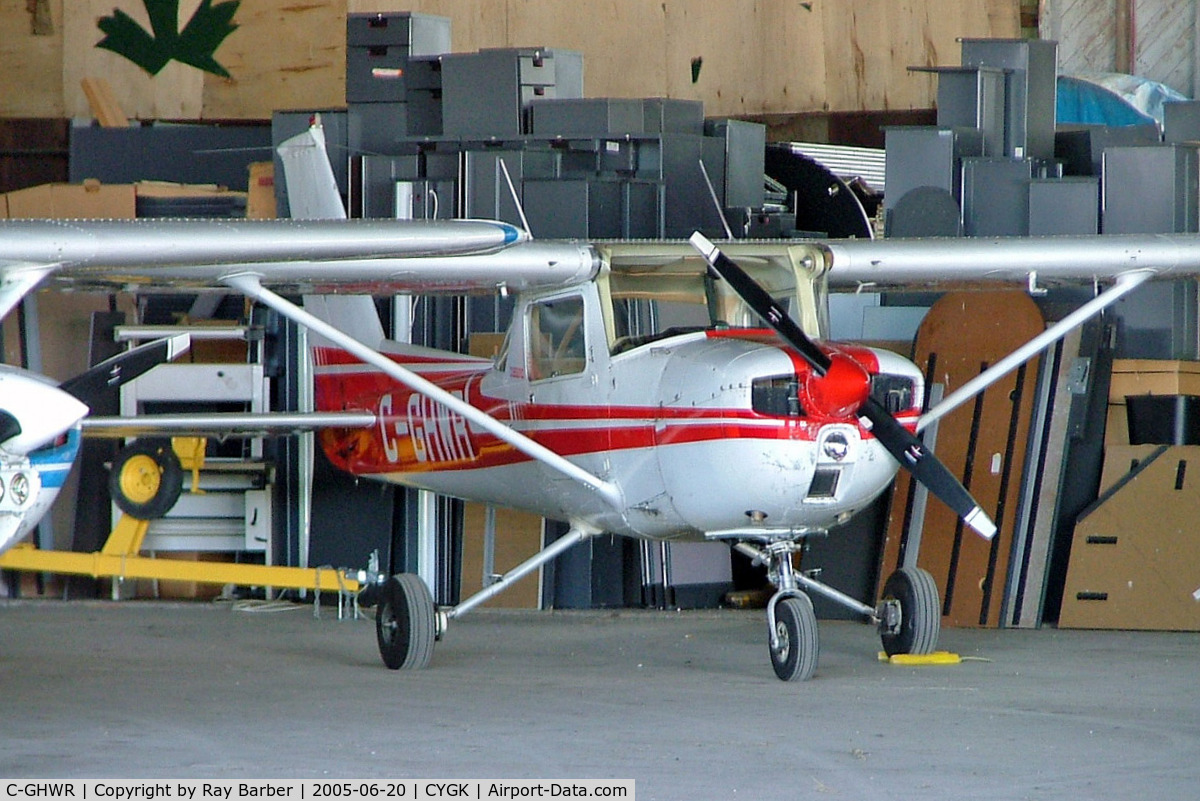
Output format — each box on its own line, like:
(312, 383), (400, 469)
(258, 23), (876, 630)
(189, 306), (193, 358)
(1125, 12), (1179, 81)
(783, 142), (888, 194)
(1045, 0), (1197, 98)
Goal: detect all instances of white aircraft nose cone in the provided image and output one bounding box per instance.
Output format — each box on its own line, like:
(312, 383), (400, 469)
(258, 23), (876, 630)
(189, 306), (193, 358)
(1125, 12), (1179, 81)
(0, 367), (89, 455)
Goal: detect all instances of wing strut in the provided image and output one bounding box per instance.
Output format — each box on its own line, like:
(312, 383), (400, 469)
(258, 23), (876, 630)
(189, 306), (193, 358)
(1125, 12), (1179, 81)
(918, 269), (1153, 432)
(0, 265), (55, 322)
(222, 273), (625, 511)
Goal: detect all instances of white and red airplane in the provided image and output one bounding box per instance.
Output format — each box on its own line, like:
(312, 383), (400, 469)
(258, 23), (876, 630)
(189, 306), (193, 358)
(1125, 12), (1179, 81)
(4, 126), (1200, 680)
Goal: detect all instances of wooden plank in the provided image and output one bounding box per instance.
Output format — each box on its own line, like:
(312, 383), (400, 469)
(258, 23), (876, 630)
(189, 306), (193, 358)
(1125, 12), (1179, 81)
(81, 77), (130, 127)
(459, 504), (544, 609)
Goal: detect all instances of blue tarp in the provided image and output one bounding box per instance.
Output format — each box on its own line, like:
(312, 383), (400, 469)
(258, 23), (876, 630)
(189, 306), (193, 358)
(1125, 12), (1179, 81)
(1057, 73), (1189, 130)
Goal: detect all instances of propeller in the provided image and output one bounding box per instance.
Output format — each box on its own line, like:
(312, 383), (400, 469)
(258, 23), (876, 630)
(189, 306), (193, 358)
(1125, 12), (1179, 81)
(688, 232), (996, 540)
(59, 334), (191, 408)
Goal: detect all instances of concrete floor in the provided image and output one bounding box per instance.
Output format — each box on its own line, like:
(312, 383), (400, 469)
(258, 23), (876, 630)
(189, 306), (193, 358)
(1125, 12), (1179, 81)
(1, 599), (1197, 800)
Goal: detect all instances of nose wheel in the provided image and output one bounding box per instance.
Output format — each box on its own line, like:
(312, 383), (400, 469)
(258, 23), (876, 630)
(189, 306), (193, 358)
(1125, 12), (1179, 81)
(738, 540), (942, 681)
(768, 592), (818, 681)
(759, 540), (821, 682)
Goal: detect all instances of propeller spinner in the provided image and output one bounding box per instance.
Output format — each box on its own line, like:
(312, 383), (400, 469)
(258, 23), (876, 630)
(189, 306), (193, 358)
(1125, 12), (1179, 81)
(688, 232), (997, 540)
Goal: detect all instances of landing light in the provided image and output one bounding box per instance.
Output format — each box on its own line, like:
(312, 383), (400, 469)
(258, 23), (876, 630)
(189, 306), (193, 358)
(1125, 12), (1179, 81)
(10, 472), (29, 505)
(822, 432), (849, 461)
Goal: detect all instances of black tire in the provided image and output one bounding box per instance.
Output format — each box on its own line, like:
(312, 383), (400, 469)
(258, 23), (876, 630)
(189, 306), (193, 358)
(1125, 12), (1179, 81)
(376, 573), (436, 670)
(769, 593), (819, 681)
(109, 439), (184, 520)
(880, 566), (941, 657)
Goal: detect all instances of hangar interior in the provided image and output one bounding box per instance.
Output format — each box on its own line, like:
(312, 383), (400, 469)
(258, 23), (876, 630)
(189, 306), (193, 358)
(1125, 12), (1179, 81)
(2, 1), (1200, 640)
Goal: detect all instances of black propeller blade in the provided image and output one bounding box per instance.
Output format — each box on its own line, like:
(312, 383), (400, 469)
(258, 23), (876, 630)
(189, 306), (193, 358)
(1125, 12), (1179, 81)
(690, 233), (832, 375)
(858, 396), (996, 538)
(59, 334), (191, 408)
(688, 232), (996, 540)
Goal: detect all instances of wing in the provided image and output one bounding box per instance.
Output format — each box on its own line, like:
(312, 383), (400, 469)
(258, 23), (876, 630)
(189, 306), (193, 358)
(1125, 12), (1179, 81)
(818, 233), (1200, 290)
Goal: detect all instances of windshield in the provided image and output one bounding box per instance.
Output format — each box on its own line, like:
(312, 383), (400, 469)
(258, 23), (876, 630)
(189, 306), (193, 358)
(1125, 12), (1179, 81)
(597, 241), (828, 352)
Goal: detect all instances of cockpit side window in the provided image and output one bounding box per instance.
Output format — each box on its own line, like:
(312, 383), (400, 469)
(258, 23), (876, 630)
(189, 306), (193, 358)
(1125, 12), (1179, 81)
(528, 295), (586, 380)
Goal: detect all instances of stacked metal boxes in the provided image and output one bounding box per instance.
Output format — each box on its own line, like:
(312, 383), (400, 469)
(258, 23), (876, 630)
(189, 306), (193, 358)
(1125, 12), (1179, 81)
(299, 12), (765, 240)
(883, 39), (1086, 237)
(346, 12), (451, 152)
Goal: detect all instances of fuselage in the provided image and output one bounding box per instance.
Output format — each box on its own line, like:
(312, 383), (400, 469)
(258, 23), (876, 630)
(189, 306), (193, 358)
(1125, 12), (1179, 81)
(312, 315), (923, 542)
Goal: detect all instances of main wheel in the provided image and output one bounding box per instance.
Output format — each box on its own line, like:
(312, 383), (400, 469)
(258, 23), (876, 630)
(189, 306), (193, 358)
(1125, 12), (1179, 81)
(109, 438), (183, 520)
(879, 566), (941, 657)
(376, 573), (436, 670)
(768, 593), (819, 682)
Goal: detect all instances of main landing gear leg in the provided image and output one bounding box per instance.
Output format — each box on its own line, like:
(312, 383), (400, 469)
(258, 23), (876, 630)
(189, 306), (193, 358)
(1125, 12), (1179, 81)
(735, 541), (940, 681)
(375, 522), (600, 670)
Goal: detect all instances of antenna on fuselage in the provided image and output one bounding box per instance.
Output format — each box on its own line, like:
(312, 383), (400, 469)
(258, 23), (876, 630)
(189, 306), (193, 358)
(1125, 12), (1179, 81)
(699, 159), (735, 240)
(498, 158), (533, 237)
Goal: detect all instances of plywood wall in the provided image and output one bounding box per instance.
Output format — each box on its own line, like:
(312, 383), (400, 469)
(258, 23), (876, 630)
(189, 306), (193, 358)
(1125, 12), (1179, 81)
(2, 0), (1019, 121)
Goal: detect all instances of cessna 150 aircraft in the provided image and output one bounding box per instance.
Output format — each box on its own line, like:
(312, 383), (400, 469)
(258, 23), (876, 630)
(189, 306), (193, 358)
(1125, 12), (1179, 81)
(4, 127), (1200, 680)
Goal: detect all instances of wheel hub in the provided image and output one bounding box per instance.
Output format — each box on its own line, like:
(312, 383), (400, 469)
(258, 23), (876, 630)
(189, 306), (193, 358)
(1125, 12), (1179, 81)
(773, 620), (791, 662)
(118, 454), (162, 504)
(876, 599), (902, 636)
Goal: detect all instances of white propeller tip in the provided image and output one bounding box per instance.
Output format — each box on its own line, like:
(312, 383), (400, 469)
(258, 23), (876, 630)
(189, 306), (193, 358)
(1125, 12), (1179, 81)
(688, 231), (717, 258)
(965, 507), (997, 540)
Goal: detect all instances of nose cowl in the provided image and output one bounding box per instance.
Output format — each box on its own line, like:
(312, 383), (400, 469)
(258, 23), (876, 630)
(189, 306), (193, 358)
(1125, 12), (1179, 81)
(803, 352), (871, 419)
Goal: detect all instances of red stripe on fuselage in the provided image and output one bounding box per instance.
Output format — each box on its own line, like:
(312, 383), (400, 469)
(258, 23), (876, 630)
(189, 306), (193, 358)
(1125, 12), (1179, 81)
(310, 343), (909, 477)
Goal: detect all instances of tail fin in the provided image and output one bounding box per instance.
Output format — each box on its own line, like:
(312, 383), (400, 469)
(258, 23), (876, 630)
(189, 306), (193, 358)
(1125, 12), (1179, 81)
(277, 116), (386, 348)
(276, 115), (347, 221)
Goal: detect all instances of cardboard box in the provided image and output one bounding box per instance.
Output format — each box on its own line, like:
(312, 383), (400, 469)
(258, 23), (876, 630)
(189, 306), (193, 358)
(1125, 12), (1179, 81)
(4, 179), (136, 219)
(1060, 444), (1200, 631)
(139, 552), (236, 600)
(1106, 360), (1200, 444)
(1109, 359), (1200, 402)
(246, 162), (276, 219)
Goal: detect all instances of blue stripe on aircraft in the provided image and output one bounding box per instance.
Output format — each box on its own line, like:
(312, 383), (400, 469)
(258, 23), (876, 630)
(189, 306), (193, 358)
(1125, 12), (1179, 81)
(29, 428), (81, 490)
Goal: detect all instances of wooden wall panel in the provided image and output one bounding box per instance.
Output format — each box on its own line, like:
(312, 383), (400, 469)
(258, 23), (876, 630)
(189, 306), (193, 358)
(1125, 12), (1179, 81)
(507, 0), (671, 100)
(201, 2), (346, 118)
(0, 0), (65, 117)
(65, 2), (205, 120)
(5, 0), (1019, 121)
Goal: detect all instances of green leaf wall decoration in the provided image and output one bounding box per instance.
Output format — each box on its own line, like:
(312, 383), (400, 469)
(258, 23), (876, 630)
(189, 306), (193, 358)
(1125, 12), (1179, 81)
(97, 0), (240, 78)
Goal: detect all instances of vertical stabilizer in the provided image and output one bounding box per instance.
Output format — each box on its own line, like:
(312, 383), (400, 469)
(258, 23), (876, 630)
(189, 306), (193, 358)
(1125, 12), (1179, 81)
(277, 117), (386, 348)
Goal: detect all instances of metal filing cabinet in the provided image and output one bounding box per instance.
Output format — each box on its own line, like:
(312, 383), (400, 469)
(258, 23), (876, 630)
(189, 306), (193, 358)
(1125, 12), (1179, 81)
(961, 157), (1034, 236)
(643, 98), (705, 135)
(345, 11), (450, 102)
(706, 118), (766, 209)
(462, 148), (558, 223)
(346, 12), (450, 145)
(960, 38), (1058, 162)
(523, 179), (623, 238)
(1028, 177), (1099, 235)
(883, 126), (984, 216)
(918, 66), (1008, 157)
(1164, 101), (1200, 144)
(442, 48), (583, 137)
(1102, 145), (1200, 234)
(530, 97), (645, 137)
(352, 154), (421, 218)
